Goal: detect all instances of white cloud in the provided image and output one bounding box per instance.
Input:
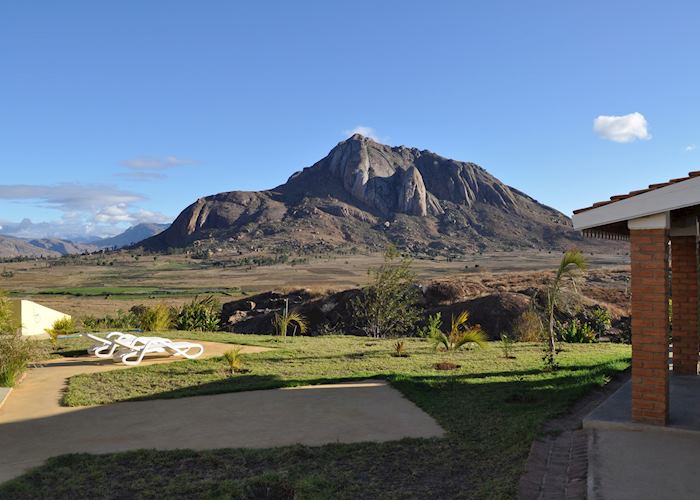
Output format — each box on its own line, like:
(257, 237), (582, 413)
(685, 144), (696, 152)
(118, 156), (196, 180)
(0, 184), (142, 211)
(593, 112), (651, 143)
(0, 183), (171, 239)
(121, 156), (194, 170)
(94, 205), (169, 225)
(343, 125), (380, 141)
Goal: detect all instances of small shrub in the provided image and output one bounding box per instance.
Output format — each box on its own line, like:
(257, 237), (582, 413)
(223, 348), (244, 375)
(392, 339), (408, 357)
(589, 307), (612, 336)
(512, 309), (544, 342)
(431, 311), (487, 352)
(500, 333), (515, 359)
(81, 309), (140, 330)
(45, 317), (75, 347)
(0, 290), (17, 333)
(174, 295), (221, 331)
(0, 333), (47, 387)
(559, 319), (596, 343)
(417, 312), (442, 339)
(140, 304), (172, 332)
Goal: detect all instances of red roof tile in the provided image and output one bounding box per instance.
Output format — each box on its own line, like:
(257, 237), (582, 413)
(573, 171), (700, 214)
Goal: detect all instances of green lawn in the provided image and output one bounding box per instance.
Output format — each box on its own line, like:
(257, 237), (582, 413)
(1, 333), (631, 499)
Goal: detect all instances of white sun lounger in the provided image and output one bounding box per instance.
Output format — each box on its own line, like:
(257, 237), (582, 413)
(87, 332), (161, 359)
(110, 337), (205, 366)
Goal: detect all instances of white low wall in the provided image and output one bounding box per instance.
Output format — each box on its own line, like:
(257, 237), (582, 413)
(11, 300), (71, 337)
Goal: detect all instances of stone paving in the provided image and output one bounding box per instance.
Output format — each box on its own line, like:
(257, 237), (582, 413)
(518, 372), (630, 500)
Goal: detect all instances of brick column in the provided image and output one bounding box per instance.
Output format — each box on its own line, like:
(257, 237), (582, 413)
(671, 235), (699, 375)
(629, 216), (670, 425)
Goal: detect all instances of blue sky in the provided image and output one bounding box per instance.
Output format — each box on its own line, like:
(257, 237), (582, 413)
(1, 1), (699, 239)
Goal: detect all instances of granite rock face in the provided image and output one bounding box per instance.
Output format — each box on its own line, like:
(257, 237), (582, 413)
(307, 134), (516, 216)
(142, 134), (583, 253)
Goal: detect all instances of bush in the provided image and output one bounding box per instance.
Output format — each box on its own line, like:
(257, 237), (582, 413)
(512, 309), (544, 342)
(0, 333), (47, 387)
(140, 304), (172, 332)
(418, 312), (442, 339)
(81, 309), (139, 330)
(0, 290), (17, 333)
(588, 307), (612, 336)
(0, 291), (45, 386)
(45, 317), (75, 346)
(174, 296), (221, 332)
(351, 246), (421, 338)
(558, 319), (596, 343)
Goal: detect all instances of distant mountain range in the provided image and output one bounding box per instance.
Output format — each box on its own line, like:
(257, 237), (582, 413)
(142, 134), (603, 255)
(0, 223), (169, 258)
(94, 223), (170, 250)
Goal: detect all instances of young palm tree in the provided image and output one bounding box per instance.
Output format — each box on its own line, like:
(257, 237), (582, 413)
(274, 310), (308, 337)
(223, 348), (244, 375)
(431, 310), (487, 352)
(545, 249), (587, 365)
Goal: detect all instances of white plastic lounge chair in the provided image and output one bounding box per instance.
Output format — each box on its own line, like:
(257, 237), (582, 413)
(87, 332), (161, 359)
(111, 337), (204, 366)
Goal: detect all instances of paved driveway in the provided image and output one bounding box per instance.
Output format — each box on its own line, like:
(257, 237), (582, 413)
(0, 343), (443, 483)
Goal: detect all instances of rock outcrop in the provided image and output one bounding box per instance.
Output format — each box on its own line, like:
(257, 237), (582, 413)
(141, 134), (591, 254)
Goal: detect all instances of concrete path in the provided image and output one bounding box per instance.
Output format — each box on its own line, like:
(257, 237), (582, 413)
(0, 344), (443, 483)
(0, 340), (268, 421)
(589, 429), (700, 500)
(583, 375), (700, 499)
(585, 376), (700, 435)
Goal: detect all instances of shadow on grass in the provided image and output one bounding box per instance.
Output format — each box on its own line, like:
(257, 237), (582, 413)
(0, 358), (631, 500)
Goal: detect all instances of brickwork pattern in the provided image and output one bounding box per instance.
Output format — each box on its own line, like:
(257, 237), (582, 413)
(671, 235), (699, 375)
(630, 228), (670, 425)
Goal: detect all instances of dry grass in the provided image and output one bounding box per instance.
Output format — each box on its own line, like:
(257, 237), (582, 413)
(0, 251), (629, 321)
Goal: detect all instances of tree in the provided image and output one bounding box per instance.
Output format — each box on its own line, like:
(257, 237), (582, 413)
(351, 246), (421, 338)
(544, 249), (587, 368)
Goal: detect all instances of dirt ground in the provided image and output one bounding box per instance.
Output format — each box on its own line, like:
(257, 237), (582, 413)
(0, 250), (629, 317)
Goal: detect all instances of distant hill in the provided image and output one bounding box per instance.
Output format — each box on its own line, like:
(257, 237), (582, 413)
(27, 238), (96, 255)
(0, 223), (169, 258)
(94, 223), (169, 249)
(0, 235), (94, 258)
(142, 134), (606, 256)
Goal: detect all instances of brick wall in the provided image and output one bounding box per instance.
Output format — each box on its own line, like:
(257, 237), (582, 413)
(630, 228), (670, 425)
(671, 235), (699, 375)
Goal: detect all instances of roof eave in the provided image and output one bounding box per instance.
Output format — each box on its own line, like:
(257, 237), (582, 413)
(572, 175), (700, 231)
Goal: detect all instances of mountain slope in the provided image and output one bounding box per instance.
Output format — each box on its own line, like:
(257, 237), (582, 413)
(95, 223), (169, 249)
(142, 134), (594, 255)
(0, 235), (96, 258)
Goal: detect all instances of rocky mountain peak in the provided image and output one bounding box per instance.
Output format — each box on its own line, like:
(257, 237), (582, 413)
(300, 134), (518, 217)
(142, 136), (580, 254)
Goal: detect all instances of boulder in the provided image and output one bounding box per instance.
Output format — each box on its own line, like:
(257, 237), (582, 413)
(427, 292), (531, 340)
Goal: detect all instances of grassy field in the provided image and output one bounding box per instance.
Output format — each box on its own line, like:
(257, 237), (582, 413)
(0, 332), (631, 499)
